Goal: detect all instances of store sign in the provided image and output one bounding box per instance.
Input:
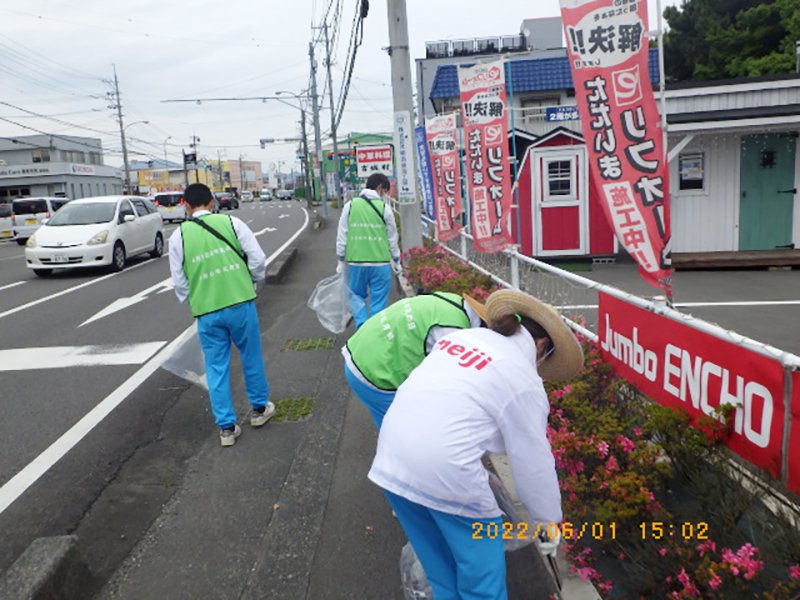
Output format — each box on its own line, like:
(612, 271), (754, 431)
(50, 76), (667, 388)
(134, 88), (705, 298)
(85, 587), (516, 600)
(560, 0), (673, 295)
(415, 126), (436, 220)
(599, 292), (786, 480)
(355, 144), (393, 179)
(71, 164), (95, 175)
(0, 166), (53, 177)
(393, 110), (418, 204)
(546, 105), (580, 121)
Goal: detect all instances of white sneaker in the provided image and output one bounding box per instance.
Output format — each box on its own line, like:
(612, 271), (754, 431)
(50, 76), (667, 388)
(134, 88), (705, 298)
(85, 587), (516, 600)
(220, 423), (242, 447)
(250, 402), (276, 427)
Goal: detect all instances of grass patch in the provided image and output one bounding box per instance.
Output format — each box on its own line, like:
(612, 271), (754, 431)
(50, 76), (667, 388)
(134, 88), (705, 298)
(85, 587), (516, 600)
(272, 397), (315, 422)
(283, 337), (335, 351)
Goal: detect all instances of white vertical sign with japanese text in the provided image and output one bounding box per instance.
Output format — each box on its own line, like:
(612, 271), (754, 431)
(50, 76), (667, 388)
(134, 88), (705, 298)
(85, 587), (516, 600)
(393, 110), (418, 204)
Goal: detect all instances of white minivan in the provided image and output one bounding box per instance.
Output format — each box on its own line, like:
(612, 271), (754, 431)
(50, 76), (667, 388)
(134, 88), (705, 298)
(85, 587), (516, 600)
(0, 202), (12, 241)
(153, 192), (187, 222)
(12, 197), (71, 245)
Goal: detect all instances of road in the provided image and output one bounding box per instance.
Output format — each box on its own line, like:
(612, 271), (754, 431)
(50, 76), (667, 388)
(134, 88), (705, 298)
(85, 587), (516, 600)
(0, 200), (308, 575)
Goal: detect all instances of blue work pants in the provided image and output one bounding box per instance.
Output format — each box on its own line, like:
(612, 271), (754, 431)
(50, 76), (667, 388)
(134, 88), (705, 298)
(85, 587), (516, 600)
(344, 362), (395, 429)
(348, 263), (392, 328)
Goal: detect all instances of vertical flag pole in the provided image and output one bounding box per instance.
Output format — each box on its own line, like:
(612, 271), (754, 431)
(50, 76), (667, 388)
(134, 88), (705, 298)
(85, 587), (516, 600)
(506, 57), (523, 250)
(656, 0), (674, 307)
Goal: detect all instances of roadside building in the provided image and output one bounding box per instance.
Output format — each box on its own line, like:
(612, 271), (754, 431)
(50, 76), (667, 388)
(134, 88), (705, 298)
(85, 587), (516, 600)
(417, 17), (800, 266)
(0, 134), (122, 201)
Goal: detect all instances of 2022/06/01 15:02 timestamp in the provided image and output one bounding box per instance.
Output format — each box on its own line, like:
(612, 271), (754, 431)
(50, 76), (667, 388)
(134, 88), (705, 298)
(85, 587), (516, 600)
(471, 521), (710, 541)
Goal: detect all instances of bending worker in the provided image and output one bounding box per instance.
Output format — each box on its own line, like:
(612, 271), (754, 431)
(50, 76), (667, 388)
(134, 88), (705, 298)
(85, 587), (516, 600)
(369, 289), (584, 599)
(336, 172), (401, 328)
(343, 292), (486, 429)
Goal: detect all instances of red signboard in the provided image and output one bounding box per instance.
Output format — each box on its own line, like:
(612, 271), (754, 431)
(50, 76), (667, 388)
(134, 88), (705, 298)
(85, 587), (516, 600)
(560, 0), (673, 294)
(425, 114), (463, 242)
(458, 59), (513, 253)
(788, 370), (800, 491)
(355, 144), (393, 179)
(598, 292), (786, 480)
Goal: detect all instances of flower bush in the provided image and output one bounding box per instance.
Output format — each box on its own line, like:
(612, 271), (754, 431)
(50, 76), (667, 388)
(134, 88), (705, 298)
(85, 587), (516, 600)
(406, 241), (800, 599)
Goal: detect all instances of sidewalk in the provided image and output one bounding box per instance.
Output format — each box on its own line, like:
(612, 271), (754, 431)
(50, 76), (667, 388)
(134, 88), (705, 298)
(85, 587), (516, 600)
(90, 204), (585, 599)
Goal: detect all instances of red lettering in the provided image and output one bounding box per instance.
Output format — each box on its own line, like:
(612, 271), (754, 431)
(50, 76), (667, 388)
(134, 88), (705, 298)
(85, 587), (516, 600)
(447, 344), (465, 356)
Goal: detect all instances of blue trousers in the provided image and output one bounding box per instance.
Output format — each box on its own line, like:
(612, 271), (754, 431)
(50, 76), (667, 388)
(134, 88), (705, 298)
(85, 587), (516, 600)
(344, 362), (395, 429)
(384, 490), (507, 600)
(348, 263), (392, 328)
(196, 301), (270, 429)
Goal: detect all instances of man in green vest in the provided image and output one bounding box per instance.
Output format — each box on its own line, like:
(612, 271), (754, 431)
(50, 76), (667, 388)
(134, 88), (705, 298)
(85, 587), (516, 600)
(336, 172), (401, 328)
(343, 292), (486, 429)
(168, 183), (274, 447)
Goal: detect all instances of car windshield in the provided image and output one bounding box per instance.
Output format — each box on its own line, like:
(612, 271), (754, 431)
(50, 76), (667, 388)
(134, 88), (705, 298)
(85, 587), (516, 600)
(13, 200), (48, 215)
(0, 204), (11, 218)
(155, 194), (182, 207)
(46, 202), (116, 226)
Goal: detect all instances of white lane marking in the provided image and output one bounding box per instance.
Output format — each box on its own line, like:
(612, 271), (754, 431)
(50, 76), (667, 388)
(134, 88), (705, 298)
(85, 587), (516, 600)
(0, 342), (166, 371)
(0, 258), (158, 321)
(80, 279), (174, 327)
(0, 254), (24, 262)
(0, 212), (309, 515)
(246, 218), (254, 224)
(254, 227), (277, 235)
(278, 214), (290, 219)
(0, 281), (25, 292)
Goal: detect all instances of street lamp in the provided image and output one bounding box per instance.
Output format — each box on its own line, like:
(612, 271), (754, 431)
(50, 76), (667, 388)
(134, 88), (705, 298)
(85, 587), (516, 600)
(121, 120), (149, 194)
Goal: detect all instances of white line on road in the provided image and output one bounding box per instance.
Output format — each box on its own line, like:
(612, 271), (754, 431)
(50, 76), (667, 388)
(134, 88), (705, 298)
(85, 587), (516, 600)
(80, 278), (174, 327)
(0, 254), (24, 262)
(559, 300), (800, 310)
(0, 342), (166, 371)
(0, 281), (25, 292)
(0, 211), (309, 516)
(0, 257), (159, 321)
(246, 218), (254, 224)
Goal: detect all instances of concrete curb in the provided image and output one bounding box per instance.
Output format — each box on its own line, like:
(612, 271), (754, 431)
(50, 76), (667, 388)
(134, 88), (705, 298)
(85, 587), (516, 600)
(265, 247), (298, 284)
(0, 535), (92, 600)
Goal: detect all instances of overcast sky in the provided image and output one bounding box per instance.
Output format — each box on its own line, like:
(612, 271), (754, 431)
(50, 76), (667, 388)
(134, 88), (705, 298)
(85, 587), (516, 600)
(0, 0), (680, 175)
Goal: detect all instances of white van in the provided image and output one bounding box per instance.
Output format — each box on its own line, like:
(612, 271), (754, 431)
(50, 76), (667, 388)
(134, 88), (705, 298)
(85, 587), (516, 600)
(153, 192), (187, 223)
(0, 202), (12, 241)
(12, 197), (71, 245)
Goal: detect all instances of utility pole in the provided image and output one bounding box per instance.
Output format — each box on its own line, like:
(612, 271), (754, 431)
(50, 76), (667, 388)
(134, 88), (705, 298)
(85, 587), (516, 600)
(323, 23), (341, 202)
(386, 0), (423, 250)
(300, 109), (314, 208)
(112, 65), (131, 195)
(309, 41), (329, 218)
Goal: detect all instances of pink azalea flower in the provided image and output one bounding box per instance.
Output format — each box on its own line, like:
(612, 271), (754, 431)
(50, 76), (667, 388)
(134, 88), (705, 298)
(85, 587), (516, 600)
(634, 427), (642, 436)
(659, 548), (668, 557)
(677, 568), (690, 587)
(790, 565), (800, 580)
(597, 441), (609, 459)
(708, 571), (722, 590)
(696, 540), (716, 557)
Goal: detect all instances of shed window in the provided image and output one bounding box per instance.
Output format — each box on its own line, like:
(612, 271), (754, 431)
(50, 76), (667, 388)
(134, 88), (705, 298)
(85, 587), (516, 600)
(546, 159), (574, 200)
(32, 149), (50, 163)
(679, 153), (705, 191)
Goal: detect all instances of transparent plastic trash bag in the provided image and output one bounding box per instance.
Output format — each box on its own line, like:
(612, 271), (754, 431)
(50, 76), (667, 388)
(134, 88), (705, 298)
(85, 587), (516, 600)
(307, 271), (364, 334)
(400, 542), (433, 600)
(160, 323), (208, 389)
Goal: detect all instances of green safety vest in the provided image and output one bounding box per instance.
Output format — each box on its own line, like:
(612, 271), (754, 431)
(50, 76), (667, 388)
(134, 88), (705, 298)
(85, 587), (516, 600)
(181, 214), (256, 317)
(345, 196), (391, 263)
(346, 292), (471, 390)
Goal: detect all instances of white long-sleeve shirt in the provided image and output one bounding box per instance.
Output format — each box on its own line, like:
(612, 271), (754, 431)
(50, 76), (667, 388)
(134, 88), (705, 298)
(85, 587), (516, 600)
(336, 188), (401, 264)
(369, 327), (562, 524)
(168, 210), (267, 305)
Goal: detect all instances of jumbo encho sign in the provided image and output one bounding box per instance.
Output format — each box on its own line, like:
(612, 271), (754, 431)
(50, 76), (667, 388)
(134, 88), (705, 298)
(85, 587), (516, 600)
(598, 292), (785, 479)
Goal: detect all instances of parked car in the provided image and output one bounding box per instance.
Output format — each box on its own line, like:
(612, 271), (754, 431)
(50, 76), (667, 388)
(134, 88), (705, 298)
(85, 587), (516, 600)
(153, 192), (187, 222)
(24, 196), (164, 277)
(241, 191), (254, 202)
(215, 192), (239, 210)
(276, 189), (293, 200)
(0, 202), (12, 241)
(259, 189), (273, 202)
(12, 197), (71, 245)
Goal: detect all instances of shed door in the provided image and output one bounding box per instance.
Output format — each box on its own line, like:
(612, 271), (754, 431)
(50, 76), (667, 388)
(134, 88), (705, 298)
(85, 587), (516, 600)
(534, 148), (587, 256)
(739, 134), (796, 251)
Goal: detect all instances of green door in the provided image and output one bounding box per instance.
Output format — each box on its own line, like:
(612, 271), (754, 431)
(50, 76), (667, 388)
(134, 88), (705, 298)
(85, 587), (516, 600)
(739, 134), (796, 251)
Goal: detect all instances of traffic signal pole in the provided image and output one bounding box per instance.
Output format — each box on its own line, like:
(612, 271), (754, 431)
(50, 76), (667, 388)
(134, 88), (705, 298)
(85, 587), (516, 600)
(386, 0), (423, 250)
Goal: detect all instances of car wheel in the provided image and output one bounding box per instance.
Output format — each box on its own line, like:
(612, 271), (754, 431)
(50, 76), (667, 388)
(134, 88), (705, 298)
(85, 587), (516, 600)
(16, 238), (27, 246)
(234, 201), (239, 209)
(150, 232), (164, 258)
(33, 268), (52, 277)
(110, 241), (126, 272)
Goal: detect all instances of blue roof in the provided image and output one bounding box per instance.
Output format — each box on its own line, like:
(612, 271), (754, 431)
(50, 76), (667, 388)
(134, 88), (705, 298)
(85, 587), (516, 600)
(430, 48), (660, 99)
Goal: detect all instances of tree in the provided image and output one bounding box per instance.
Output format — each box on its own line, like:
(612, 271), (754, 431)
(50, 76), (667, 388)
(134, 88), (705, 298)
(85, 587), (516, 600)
(663, 0), (800, 81)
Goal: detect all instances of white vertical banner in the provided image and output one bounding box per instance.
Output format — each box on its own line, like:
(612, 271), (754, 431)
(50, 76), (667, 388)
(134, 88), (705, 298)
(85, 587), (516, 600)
(393, 110), (418, 204)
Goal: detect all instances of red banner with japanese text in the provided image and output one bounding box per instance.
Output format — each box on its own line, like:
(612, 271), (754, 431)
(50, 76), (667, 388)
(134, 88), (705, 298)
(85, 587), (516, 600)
(458, 59), (513, 253)
(425, 114), (463, 242)
(560, 0), (672, 294)
(787, 370), (800, 491)
(598, 292), (788, 482)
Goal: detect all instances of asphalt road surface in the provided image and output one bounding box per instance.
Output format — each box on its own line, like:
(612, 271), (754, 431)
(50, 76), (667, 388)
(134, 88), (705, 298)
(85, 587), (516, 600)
(0, 200), (308, 575)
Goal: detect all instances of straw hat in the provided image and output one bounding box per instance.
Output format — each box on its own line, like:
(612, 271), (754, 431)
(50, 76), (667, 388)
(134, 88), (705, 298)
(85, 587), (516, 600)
(461, 293), (487, 324)
(484, 289), (584, 381)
